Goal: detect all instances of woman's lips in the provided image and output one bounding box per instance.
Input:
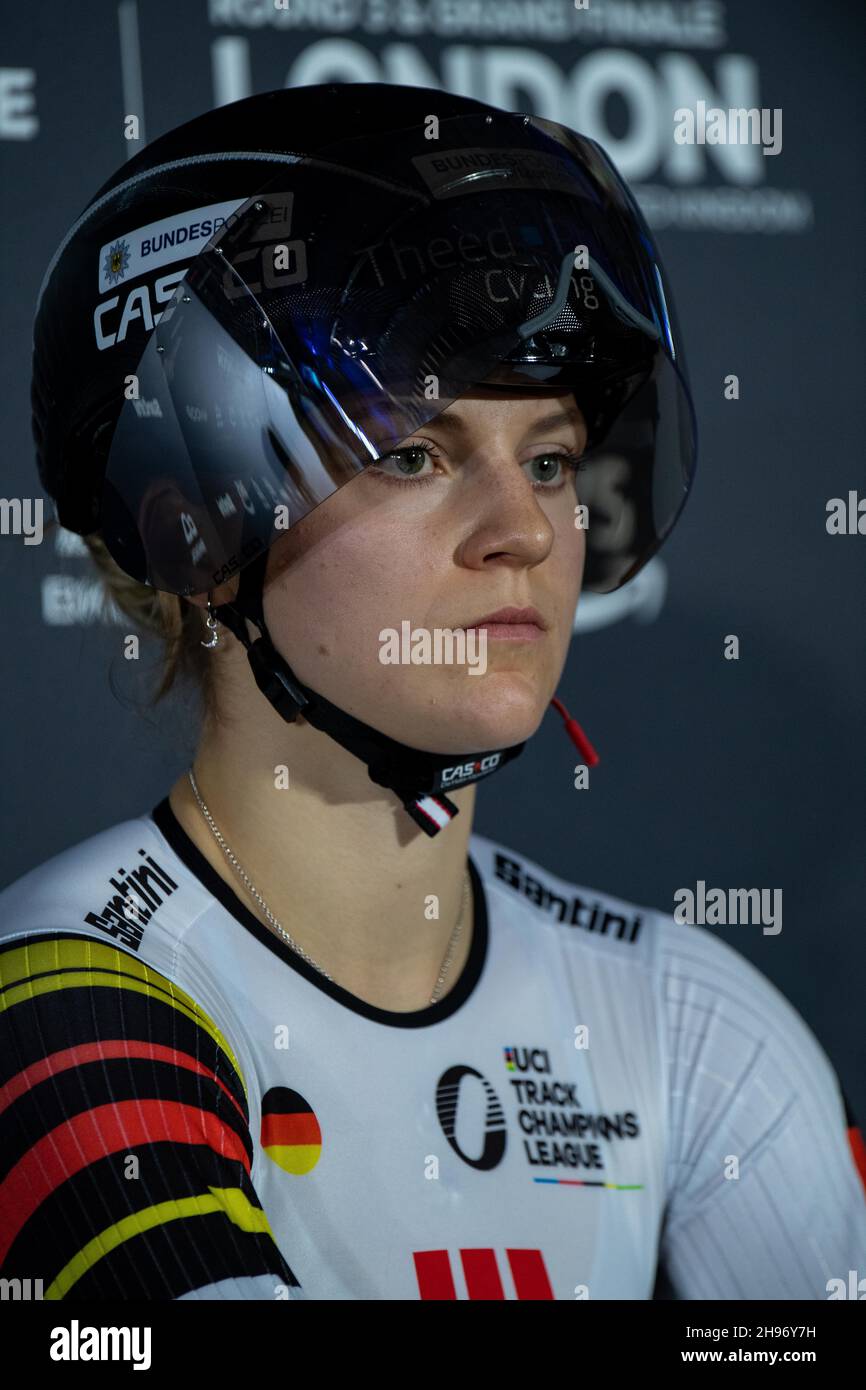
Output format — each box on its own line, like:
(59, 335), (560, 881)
(470, 623), (544, 641)
(456, 606), (547, 641)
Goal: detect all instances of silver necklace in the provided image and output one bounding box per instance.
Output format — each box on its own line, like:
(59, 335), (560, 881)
(187, 767), (470, 1005)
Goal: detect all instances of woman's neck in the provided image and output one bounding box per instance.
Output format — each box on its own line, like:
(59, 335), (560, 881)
(167, 711), (478, 1011)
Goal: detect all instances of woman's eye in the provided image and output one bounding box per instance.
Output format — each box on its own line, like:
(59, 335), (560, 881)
(372, 445), (436, 481)
(369, 444), (584, 489)
(524, 451), (584, 487)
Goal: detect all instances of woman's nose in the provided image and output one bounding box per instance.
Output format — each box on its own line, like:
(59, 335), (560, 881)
(455, 452), (556, 570)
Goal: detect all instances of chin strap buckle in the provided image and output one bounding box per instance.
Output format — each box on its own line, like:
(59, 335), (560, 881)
(403, 792), (461, 837)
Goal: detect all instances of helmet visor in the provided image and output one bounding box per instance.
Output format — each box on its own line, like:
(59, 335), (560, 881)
(101, 111), (695, 595)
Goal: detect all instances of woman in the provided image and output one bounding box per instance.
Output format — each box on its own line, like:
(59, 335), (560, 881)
(1, 83), (864, 1302)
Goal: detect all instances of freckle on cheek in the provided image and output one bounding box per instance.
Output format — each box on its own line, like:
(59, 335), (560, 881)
(318, 644), (329, 657)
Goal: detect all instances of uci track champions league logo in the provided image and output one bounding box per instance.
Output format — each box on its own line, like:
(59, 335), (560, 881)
(435, 1046), (642, 1187)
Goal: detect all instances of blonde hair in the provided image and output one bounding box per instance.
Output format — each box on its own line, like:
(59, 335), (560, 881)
(49, 518), (221, 720)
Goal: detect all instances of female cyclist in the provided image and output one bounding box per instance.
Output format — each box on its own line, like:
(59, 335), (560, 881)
(1, 83), (864, 1301)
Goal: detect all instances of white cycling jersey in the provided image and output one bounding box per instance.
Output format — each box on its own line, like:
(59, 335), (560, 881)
(0, 795), (863, 1301)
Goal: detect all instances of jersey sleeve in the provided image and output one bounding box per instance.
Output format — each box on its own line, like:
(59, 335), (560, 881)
(655, 917), (866, 1299)
(0, 932), (302, 1300)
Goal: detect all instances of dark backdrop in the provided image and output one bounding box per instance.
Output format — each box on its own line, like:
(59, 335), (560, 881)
(1, 0), (863, 1120)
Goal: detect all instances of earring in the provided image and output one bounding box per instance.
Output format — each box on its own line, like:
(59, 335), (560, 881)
(200, 596), (220, 649)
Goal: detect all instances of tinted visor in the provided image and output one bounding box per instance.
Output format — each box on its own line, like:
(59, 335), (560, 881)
(101, 112), (695, 595)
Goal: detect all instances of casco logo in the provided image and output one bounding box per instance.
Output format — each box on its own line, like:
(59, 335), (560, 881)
(94, 268), (187, 351)
(93, 243), (308, 350)
(93, 192), (306, 350)
(441, 754), (501, 784)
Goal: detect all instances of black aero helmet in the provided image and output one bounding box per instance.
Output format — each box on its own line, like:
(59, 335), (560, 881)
(30, 83), (697, 837)
(32, 81), (696, 599)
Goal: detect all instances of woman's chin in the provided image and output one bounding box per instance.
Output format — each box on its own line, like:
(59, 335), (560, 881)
(380, 674), (550, 755)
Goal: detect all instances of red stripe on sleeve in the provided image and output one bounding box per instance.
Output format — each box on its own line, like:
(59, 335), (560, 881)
(0, 1040), (246, 1125)
(0, 1099), (251, 1264)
